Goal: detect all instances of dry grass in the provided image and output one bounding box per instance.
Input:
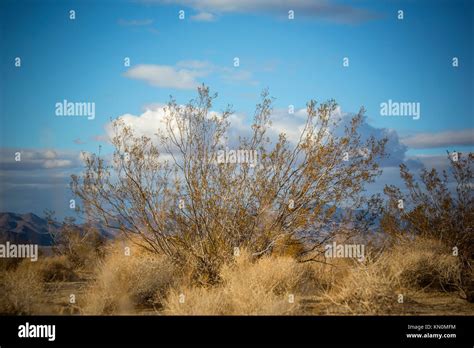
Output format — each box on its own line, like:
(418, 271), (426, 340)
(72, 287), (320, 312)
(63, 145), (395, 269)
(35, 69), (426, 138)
(320, 257), (401, 314)
(81, 240), (176, 314)
(35, 255), (80, 282)
(163, 250), (304, 315)
(319, 236), (462, 314)
(0, 261), (45, 314)
(0, 235), (467, 315)
(388, 237), (461, 291)
(0, 256), (82, 314)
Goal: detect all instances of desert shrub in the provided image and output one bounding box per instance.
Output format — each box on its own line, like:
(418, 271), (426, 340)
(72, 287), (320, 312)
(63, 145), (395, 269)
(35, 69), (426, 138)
(0, 257), (23, 272)
(321, 255), (402, 315)
(298, 256), (358, 298)
(46, 214), (107, 270)
(383, 152), (473, 301)
(320, 236), (462, 314)
(272, 236), (306, 258)
(72, 85), (386, 284)
(35, 255), (79, 282)
(82, 240), (176, 314)
(0, 261), (44, 314)
(388, 237), (461, 291)
(163, 250), (303, 315)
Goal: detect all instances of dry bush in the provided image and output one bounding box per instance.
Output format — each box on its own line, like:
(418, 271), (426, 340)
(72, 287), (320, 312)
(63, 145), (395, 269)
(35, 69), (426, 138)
(320, 236), (462, 314)
(72, 85), (386, 284)
(35, 255), (80, 282)
(82, 240), (176, 314)
(321, 256), (401, 315)
(0, 261), (45, 314)
(46, 213), (107, 271)
(387, 237), (461, 291)
(163, 250), (303, 315)
(383, 152), (473, 301)
(0, 257), (24, 272)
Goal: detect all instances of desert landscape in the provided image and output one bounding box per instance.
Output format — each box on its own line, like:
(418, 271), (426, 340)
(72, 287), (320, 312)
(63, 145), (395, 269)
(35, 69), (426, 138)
(1, 88), (472, 316)
(1, 230), (473, 316)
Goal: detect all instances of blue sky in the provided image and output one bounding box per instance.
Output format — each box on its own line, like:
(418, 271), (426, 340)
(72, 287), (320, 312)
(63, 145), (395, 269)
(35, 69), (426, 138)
(0, 0), (473, 218)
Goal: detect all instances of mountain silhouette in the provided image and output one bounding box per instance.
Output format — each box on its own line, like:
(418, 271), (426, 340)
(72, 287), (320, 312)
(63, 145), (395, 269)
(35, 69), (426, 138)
(0, 212), (117, 246)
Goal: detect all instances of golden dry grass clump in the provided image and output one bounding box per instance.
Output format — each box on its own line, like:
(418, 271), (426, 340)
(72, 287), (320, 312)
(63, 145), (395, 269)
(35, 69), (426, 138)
(35, 255), (80, 282)
(75, 235), (464, 315)
(388, 236), (461, 291)
(0, 260), (45, 314)
(320, 257), (401, 314)
(320, 236), (462, 314)
(81, 239), (177, 314)
(163, 250), (304, 315)
(2, 234), (459, 316)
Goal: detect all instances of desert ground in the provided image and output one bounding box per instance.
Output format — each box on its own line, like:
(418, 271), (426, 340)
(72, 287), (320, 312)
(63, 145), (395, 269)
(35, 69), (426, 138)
(1, 235), (473, 316)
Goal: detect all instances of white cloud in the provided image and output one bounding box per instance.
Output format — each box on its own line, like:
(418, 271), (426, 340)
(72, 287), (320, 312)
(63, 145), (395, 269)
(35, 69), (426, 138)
(106, 105), (169, 140)
(43, 159), (73, 169)
(406, 154), (451, 170)
(104, 103), (413, 168)
(79, 151), (93, 162)
(124, 64), (206, 89)
(266, 106), (414, 167)
(124, 61), (255, 89)
(0, 148), (81, 171)
(401, 129), (474, 149)
(42, 150), (57, 160)
(190, 12), (215, 21)
(105, 104), (241, 147)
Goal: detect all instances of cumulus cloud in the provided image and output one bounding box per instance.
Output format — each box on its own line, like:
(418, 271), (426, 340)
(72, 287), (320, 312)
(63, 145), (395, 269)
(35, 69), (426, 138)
(104, 103), (414, 168)
(338, 112), (411, 168)
(266, 106), (415, 168)
(140, 0), (379, 23)
(401, 129), (474, 149)
(105, 105), (169, 140)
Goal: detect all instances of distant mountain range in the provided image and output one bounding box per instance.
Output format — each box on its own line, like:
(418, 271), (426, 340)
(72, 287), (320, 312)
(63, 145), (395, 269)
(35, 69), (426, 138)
(0, 208), (380, 246)
(0, 212), (116, 246)
(0, 212), (56, 245)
